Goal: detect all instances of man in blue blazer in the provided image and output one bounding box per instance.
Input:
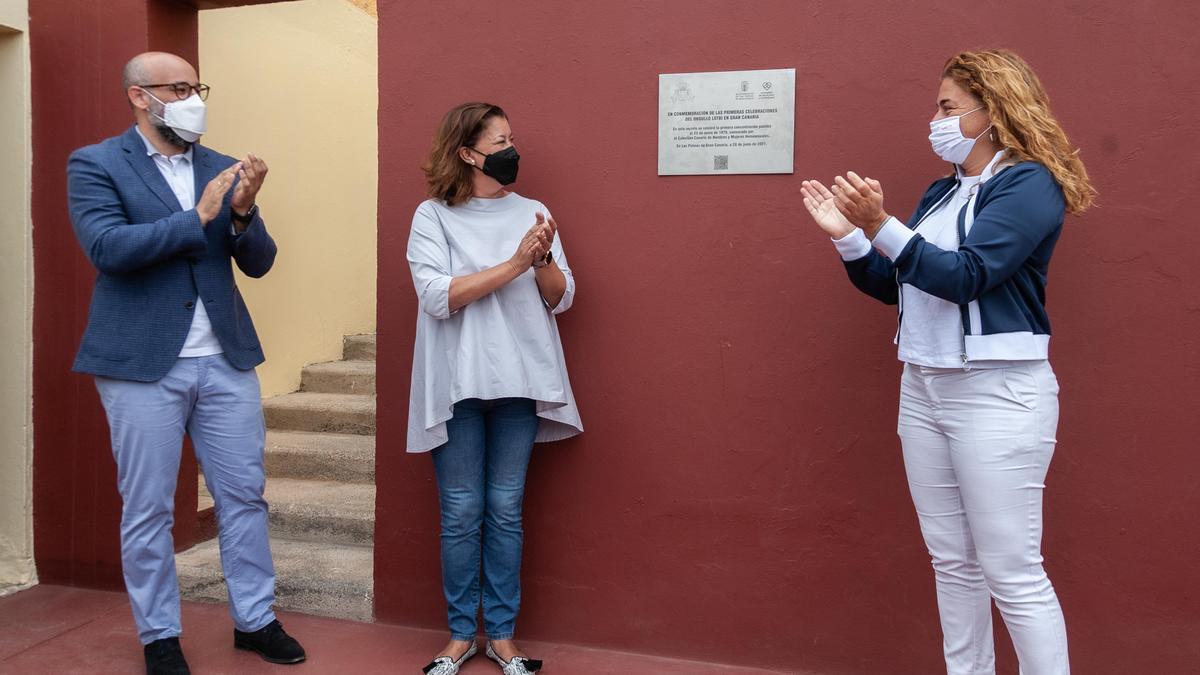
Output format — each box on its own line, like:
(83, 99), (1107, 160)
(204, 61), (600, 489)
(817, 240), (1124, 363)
(67, 52), (305, 674)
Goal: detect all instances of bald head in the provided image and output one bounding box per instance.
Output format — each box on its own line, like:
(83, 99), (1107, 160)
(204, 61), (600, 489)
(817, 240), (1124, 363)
(122, 52), (198, 92)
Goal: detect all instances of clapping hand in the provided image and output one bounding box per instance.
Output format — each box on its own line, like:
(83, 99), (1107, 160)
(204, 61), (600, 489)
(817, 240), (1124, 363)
(801, 179), (856, 239)
(831, 171), (890, 238)
(196, 163), (241, 226)
(509, 213), (554, 271)
(231, 153), (269, 216)
(532, 213), (557, 268)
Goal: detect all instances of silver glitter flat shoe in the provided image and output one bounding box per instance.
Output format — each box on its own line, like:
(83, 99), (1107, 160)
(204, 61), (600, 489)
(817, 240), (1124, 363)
(485, 642), (543, 674)
(422, 640), (477, 675)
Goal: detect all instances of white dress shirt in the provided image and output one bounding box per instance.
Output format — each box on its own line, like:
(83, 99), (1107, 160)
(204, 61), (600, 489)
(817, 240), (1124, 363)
(405, 192), (583, 453)
(135, 127), (222, 357)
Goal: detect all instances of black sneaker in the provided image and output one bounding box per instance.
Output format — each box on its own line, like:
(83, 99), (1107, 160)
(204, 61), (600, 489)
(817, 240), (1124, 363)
(233, 619), (307, 664)
(144, 637), (190, 675)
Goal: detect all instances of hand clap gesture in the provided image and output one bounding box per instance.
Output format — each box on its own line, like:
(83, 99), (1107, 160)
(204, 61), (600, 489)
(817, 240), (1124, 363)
(801, 172), (891, 240)
(801, 179), (856, 239)
(231, 153), (269, 215)
(196, 162), (241, 226)
(509, 212), (554, 271)
(532, 213), (558, 268)
(831, 171), (890, 238)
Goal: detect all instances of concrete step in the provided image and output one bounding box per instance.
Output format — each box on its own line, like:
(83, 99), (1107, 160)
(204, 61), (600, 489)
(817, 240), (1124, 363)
(196, 477), (375, 545)
(343, 333), (376, 361)
(266, 478), (375, 546)
(176, 537), (373, 623)
(198, 483), (213, 511)
(300, 360), (376, 395)
(263, 393), (375, 435)
(265, 430), (375, 484)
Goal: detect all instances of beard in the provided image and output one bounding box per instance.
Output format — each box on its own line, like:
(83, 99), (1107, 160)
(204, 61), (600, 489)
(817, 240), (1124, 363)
(152, 119), (192, 149)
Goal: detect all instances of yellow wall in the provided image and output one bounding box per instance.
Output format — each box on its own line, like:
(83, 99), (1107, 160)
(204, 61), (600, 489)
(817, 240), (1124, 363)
(199, 0), (378, 397)
(0, 0), (36, 595)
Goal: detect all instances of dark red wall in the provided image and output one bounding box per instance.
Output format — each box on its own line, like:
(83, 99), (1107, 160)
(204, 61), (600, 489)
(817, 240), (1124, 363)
(374, 2), (1200, 672)
(29, 0), (283, 589)
(30, 0), (200, 590)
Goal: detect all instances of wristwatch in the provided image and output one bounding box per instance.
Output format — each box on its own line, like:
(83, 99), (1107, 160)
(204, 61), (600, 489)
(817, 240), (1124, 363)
(231, 203), (258, 224)
(533, 250), (553, 268)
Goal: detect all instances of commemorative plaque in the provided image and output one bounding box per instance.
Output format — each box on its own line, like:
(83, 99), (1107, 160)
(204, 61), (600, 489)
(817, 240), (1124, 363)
(658, 68), (796, 175)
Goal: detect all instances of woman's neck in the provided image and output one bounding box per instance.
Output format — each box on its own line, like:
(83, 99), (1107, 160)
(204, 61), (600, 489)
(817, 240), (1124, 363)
(471, 174), (507, 199)
(959, 142), (1001, 177)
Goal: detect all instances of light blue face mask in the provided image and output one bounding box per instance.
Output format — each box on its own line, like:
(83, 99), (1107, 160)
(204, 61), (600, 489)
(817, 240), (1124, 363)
(928, 106), (991, 164)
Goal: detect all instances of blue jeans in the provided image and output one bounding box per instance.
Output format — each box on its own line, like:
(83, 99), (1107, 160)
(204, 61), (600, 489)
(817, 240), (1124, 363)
(94, 355), (276, 644)
(432, 398), (539, 641)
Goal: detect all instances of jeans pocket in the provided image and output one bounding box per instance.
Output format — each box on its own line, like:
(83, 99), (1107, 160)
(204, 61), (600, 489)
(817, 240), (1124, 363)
(1000, 366), (1039, 411)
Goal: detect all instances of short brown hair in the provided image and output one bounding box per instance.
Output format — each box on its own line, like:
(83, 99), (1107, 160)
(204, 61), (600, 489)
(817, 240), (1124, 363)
(422, 102), (507, 206)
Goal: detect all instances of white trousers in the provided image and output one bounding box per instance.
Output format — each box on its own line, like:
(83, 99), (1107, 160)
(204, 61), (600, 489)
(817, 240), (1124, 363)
(898, 362), (1069, 675)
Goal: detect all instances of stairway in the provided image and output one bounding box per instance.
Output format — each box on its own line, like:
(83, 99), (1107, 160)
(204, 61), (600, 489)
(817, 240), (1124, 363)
(176, 334), (377, 622)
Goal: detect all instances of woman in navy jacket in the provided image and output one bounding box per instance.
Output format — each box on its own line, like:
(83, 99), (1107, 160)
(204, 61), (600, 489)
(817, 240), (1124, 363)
(801, 50), (1095, 674)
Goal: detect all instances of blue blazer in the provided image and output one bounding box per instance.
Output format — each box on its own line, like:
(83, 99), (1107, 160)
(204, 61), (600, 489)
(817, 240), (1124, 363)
(67, 126), (277, 382)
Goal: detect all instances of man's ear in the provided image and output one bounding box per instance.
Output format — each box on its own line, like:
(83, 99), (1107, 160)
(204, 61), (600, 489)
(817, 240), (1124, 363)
(127, 87), (150, 111)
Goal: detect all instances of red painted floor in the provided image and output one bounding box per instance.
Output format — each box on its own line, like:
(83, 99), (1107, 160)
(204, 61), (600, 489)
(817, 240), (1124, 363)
(0, 585), (790, 674)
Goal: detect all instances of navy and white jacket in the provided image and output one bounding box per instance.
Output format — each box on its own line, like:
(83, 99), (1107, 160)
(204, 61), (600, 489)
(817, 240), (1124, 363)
(841, 158), (1066, 362)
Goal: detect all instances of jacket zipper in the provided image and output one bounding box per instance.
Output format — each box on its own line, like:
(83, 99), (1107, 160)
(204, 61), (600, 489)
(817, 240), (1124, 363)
(958, 184), (983, 371)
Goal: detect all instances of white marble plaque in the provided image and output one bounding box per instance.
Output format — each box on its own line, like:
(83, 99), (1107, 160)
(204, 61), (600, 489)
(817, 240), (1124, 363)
(658, 68), (795, 175)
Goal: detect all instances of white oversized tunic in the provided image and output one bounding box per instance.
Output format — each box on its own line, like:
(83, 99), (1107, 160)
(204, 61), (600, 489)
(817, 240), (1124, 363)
(405, 192), (583, 453)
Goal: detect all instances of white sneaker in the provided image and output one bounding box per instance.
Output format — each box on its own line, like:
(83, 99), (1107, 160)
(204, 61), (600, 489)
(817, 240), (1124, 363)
(422, 641), (477, 675)
(486, 642), (543, 674)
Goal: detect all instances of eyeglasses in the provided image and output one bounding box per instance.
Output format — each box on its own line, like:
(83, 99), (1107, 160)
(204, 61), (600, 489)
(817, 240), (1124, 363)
(139, 82), (211, 101)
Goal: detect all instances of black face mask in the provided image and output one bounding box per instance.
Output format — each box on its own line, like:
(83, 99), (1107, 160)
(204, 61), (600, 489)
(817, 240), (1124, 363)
(472, 145), (520, 185)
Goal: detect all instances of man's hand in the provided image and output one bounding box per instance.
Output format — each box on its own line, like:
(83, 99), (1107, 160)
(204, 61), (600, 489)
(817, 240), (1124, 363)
(231, 153), (269, 216)
(196, 163), (241, 226)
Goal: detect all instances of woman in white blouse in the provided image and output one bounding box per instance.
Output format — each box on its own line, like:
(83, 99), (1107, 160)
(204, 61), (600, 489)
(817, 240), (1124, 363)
(407, 102), (582, 675)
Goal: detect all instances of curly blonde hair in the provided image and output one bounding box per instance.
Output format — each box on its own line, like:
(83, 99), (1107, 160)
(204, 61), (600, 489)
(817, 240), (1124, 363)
(423, 102), (506, 206)
(943, 49), (1096, 214)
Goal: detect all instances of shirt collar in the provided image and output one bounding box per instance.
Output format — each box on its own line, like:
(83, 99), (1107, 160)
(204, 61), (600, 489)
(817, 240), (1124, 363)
(134, 126), (193, 163)
(956, 149), (1010, 183)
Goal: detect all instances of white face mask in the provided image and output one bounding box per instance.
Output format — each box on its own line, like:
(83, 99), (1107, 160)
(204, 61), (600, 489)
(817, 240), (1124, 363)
(142, 89), (207, 143)
(928, 106), (991, 165)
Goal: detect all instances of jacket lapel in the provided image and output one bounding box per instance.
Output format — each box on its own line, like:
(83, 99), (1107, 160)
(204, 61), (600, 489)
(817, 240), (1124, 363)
(119, 126), (184, 213)
(191, 145), (228, 249)
(192, 143), (216, 201)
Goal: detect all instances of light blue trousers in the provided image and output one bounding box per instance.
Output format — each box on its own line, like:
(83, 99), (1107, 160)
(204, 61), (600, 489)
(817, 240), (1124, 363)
(95, 355), (276, 644)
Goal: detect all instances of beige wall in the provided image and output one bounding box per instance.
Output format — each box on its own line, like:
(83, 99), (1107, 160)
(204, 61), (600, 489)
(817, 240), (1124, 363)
(0, 0), (36, 595)
(0, 0), (24, 29)
(199, 0), (378, 397)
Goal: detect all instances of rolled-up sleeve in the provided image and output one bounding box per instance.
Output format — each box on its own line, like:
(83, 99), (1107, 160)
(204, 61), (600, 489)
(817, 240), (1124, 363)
(550, 233), (575, 314)
(540, 206), (575, 314)
(407, 204), (455, 319)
